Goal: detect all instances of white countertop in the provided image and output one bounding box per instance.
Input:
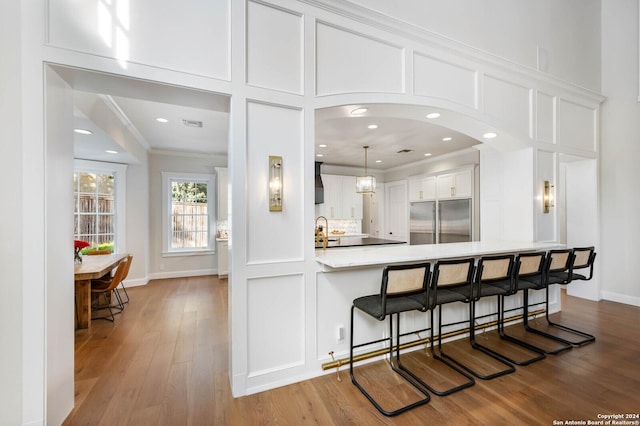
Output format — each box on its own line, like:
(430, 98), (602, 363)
(315, 240), (562, 269)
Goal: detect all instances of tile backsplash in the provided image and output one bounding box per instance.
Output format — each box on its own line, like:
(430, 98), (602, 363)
(325, 219), (362, 235)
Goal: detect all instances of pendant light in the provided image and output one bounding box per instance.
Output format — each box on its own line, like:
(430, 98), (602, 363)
(356, 145), (376, 193)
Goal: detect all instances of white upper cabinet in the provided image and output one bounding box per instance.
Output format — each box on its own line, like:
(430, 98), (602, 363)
(436, 168), (473, 199)
(317, 174), (363, 219)
(408, 175), (436, 201)
(341, 176), (363, 219)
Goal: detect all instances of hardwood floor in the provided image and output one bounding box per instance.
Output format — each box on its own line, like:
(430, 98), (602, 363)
(64, 276), (640, 425)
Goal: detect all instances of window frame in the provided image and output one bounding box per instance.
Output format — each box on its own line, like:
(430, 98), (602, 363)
(74, 159), (127, 252)
(161, 171), (216, 256)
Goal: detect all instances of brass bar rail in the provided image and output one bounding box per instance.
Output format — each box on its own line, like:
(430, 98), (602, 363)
(322, 308), (546, 370)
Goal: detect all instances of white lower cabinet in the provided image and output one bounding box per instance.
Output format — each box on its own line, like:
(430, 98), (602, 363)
(217, 240), (228, 277)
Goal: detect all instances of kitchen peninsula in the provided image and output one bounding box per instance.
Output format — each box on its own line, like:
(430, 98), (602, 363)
(316, 240), (559, 269)
(314, 241), (562, 367)
(315, 236), (404, 249)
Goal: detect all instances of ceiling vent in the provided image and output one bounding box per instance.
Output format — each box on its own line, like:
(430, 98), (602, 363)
(182, 119), (203, 128)
(397, 149), (413, 153)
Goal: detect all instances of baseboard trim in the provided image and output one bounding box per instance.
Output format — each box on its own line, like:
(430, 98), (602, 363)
(149, 268), (218, 281)
(122, 269), (219, 287)
(122, 277), (150, 288)
(601, 291), (640, 307)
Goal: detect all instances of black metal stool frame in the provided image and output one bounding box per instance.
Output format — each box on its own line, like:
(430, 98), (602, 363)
(431, 258), (516, 380)
(392, 275), (476, 396)
(538, 247), (597, 346)
(471, 254), (546, 366)
(349, 262), (432, 417)
(501, 252), (572, 355)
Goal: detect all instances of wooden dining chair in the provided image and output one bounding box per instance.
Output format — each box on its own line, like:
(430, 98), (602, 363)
(90, 257), (129, 322)
(86, 249), (113, 280)
(87, 250), (132, 304)
(116, 254), (133, 304)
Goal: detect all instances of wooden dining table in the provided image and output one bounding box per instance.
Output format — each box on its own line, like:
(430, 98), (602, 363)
(74, 252), (128, 329)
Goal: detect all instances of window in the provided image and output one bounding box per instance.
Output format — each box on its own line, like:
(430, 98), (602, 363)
(73, 160), (127, 252)
(162, 172), (216, 255)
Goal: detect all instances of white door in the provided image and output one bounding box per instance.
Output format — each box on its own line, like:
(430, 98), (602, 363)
(385, 180), (408, 242)
(363, 192), (380, 237)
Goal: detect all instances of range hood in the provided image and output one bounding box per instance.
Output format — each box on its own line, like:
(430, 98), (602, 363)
(315, 162), (324, 204)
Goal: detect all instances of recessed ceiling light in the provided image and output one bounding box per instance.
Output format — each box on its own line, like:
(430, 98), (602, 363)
(442, 137), (453, 142)
(375, 160), (382, 163)
(105, 150), (118, 154)
(424, 153), (432, 157)
(426, 113), (440, 119)
(483, 132), (498, 139)
(156, 117), (168, 123)
(319, 144), (327, 148)
(351, 107), (368, 115)
(74, 128), (93, 135)
(316, 154), (323, 157)
(368, 124), (378, 129)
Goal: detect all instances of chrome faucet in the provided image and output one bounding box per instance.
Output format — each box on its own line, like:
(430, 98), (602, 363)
(315, 216), (328, 250)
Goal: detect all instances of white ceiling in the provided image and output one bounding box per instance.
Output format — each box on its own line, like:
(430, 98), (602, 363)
(315, 104), (481, 170)
(73, 91), (230, 164)
(71, 76), (481, 169)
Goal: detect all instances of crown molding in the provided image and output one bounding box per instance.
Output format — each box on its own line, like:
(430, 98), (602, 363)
(99, 94), (152, 150)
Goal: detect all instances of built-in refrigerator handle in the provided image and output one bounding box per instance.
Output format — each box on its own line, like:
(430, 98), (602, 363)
(437, 202), (441, 243)
(432, 202), (437, 244)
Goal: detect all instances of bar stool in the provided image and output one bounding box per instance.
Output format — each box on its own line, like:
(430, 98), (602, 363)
(542, 247), (596, 346)
(349, 262), (432, 416)
(393, 266), (476, 396)
(431, 258), (515, 380)
(500, 252), (572, 355)
(473, 254), (546, 365)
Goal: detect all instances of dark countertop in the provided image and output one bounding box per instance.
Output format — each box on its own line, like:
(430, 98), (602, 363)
(315, 236), (406, 249)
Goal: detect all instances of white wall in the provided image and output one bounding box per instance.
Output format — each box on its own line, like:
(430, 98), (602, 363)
(45, 67), (75, 426)
(125, 160), (150, 285)
(47, 0), (231, 80)
(479, 146), (535, 241)
(2, 1), (49, 424)
(349, 0), (602, 92)
(0, 1), (25, 424)
(148, 152), (226, 277)
(564, 159), (599, 301)
(600, 0), (640, 305)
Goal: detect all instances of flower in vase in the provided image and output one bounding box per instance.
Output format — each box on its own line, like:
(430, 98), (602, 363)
(74, 240), (90, 264)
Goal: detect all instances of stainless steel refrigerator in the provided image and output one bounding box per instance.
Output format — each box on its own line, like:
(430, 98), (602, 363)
(410, 199), (472, 245)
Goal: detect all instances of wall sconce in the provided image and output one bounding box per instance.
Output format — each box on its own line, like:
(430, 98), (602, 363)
(269, 156), (283, 211)
(543, 180), (555, 213)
